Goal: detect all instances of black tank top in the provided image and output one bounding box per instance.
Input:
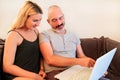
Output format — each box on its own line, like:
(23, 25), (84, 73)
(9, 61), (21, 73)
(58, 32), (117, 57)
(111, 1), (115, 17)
(4, 30), (41, 80)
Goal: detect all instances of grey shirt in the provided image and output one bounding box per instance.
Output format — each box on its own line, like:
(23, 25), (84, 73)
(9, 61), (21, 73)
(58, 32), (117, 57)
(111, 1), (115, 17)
(39, 29), (80, 72)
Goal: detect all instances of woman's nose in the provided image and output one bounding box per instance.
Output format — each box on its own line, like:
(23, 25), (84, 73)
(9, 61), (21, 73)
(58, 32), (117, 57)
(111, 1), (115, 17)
(36, 21), (40, 26)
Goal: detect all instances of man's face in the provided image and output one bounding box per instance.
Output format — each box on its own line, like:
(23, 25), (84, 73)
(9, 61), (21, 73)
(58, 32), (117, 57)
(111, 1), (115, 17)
(47, 8), (65, 30)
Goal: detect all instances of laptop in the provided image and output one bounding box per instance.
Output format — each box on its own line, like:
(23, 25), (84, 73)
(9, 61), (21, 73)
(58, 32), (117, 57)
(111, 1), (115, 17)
(54, 48), (117, 80)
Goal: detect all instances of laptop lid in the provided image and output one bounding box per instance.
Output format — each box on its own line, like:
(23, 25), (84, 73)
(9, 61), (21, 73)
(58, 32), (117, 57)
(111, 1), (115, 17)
(89, 48), (117, 80)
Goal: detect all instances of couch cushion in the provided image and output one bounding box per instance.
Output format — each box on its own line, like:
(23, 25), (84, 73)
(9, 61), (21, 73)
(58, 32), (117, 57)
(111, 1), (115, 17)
(105, 38), (120, 79)
(80, 36), (106, 60)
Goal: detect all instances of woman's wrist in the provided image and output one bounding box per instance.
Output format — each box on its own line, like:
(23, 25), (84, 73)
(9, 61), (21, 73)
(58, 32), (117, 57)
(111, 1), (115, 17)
(40, 68), (44, 71)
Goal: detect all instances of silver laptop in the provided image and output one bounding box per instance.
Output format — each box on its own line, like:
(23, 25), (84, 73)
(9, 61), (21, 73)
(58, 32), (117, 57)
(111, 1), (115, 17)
(55, 48), (117, 80)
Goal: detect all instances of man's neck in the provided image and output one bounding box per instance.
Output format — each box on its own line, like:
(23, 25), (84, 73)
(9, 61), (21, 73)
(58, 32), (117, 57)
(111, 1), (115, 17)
(52, 28), (66, 34)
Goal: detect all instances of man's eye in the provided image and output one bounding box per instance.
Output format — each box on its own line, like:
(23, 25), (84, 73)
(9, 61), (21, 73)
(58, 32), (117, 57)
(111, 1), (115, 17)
(59, 16), (63, 20)
(33, 20), (37, 22)
(52, 19), (57, 22)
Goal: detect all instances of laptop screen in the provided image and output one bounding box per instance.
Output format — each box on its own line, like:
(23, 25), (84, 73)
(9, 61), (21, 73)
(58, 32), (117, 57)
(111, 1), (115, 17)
(89, 48), (117, 80)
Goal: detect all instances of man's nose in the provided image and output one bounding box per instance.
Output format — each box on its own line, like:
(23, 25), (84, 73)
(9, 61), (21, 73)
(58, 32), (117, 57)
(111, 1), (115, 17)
(56, 19), (62, 25)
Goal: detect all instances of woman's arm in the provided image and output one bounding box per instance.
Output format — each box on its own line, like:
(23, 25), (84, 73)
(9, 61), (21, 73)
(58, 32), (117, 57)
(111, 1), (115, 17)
(39, 58), (46, 78)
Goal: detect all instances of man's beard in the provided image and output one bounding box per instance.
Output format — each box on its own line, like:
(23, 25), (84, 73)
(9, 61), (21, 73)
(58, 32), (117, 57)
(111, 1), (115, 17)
(52, 23), (65, 33)
(55, 23), (65, 29)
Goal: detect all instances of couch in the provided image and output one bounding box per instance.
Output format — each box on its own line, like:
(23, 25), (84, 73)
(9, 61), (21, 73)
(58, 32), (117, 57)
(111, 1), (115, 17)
(0, 36), (120, 80)
(0, 38), (4, 80)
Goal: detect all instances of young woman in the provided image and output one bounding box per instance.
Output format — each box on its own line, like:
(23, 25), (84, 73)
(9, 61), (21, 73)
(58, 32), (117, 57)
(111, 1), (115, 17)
(3, 1), (45, 80)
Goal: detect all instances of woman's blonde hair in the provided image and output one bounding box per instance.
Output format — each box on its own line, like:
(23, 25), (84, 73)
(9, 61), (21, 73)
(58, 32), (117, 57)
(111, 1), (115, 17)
(11, 1), (43, 30)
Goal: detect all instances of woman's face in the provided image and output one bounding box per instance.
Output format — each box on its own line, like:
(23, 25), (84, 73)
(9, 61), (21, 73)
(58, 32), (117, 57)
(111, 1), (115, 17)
(25, 13), (42, 30)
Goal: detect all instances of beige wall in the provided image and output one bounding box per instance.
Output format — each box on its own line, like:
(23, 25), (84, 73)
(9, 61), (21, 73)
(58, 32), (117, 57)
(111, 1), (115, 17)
(0, 0), (120, 41)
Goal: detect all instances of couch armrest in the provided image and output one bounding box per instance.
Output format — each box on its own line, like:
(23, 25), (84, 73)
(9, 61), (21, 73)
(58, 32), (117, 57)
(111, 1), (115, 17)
(0, 39), (4, 69)
(0, 39), (5, 79)
(105, 38), (120, 79)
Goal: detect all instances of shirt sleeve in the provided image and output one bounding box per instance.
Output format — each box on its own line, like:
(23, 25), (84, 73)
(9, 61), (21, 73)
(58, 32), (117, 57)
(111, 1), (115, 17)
(72, 32), (81, 45)
(76, 35), (81, 45)
(39, 31), (50, 44)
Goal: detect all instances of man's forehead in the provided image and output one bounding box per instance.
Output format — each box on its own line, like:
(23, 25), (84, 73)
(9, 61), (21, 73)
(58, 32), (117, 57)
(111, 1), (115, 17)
(48, 6), (63, 17)
(49, 14), (64, 20)
(48, 9), (63, 18)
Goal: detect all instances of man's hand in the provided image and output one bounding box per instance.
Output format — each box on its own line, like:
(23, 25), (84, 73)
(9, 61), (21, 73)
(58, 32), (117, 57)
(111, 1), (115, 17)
(78, 57), (95, 67)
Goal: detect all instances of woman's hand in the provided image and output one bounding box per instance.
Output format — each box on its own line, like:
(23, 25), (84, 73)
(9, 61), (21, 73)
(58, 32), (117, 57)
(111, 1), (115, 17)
(38, 69), (46, 78)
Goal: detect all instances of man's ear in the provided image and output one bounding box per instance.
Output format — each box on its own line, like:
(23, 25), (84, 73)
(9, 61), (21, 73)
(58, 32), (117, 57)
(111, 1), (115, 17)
(47, 19), (50, 23)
